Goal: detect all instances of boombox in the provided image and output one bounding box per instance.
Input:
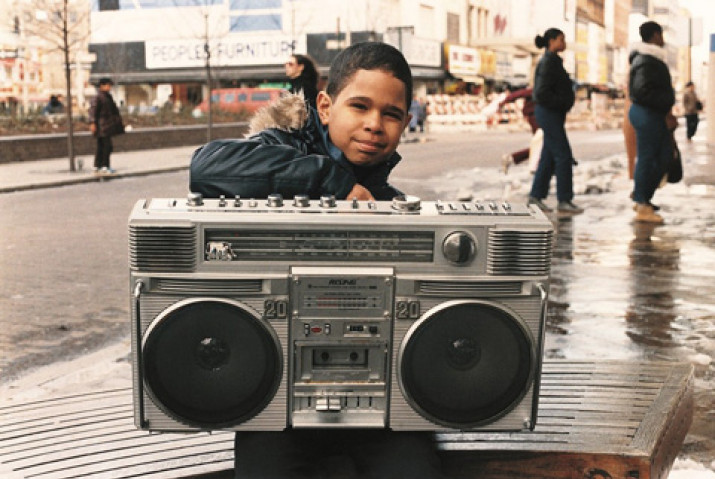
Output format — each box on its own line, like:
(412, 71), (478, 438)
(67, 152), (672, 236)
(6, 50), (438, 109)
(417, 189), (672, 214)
(129, 194), (553, 433)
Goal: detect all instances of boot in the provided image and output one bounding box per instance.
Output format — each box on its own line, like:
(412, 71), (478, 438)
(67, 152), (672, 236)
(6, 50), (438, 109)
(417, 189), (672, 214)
(634, 203), (664, 224)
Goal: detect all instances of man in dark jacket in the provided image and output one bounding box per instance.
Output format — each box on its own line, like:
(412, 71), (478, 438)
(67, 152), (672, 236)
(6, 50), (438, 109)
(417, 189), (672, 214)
(628, 21), (675, 224)
(89, 78), (124, 174)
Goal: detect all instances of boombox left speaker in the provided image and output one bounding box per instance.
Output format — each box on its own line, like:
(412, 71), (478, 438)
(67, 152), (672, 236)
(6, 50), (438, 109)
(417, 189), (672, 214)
(131, 277), (290, 431)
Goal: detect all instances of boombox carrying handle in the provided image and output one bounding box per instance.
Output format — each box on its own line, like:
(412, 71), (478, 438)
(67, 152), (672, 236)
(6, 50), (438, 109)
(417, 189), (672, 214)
(134, 280), (148, 428)
(530, 282), (549, 429)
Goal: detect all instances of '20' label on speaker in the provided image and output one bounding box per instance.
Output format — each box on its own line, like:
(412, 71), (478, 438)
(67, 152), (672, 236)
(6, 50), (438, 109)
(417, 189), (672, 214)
(264, 299), (289, 319)
(396, 300), (421, 319)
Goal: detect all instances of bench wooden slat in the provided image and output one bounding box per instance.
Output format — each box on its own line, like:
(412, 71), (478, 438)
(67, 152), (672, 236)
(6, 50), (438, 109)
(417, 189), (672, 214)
(0, 360), (694, 479)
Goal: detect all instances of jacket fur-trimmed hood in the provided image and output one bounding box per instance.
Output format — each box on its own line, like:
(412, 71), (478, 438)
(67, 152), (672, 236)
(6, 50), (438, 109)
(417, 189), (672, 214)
(248, 92), (310, 135)
(628, 41), (666, 63)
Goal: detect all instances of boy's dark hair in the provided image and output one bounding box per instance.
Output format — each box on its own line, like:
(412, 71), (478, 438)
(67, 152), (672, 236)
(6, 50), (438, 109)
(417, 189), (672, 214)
(325, 42), (412, 109)
(639, 21), (662, 42)
(534, 28), (564, 49)
(98, 77), (114, 86)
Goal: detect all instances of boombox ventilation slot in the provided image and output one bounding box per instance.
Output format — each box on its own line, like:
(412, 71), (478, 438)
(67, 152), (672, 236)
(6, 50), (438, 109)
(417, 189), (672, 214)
(487, 229), (553, 276)
(130, 225), (197, 272)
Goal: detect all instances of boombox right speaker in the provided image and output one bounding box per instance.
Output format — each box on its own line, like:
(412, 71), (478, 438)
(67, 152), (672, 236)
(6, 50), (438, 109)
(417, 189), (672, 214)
(389, 288), (546, 431)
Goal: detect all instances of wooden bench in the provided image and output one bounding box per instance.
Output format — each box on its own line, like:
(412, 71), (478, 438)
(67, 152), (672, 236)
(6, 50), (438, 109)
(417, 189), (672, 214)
(0, 361), (693, 479)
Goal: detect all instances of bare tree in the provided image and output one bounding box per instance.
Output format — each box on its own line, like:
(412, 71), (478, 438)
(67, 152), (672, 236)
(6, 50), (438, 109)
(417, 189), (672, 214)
(16, 0), (91, 171)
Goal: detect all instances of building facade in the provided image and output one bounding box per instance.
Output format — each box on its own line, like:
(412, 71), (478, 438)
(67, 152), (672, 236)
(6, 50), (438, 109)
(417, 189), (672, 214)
(1, 0), (694, 113)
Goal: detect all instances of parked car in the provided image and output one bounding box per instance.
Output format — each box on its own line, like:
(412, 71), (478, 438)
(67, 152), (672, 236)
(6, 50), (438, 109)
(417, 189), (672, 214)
(192, 88), (285, 117)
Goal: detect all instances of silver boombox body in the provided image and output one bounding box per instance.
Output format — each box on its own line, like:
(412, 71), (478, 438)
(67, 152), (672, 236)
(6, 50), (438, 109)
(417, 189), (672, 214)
(129, 194), (553, 433)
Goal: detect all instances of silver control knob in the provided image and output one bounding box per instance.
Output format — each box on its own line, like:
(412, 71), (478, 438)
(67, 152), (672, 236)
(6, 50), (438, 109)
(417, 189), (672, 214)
(442, 231), (476, 265)
(267, 194), (283, 207)
(392, 195), (421, 212)
(320, 194), (336, 208)
(187, 192), (203, 206)
(294, 194), (310, 207)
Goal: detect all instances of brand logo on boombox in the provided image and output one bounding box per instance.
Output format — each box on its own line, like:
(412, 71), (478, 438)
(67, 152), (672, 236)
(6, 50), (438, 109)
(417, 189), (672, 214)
(129, 195), (553, 433)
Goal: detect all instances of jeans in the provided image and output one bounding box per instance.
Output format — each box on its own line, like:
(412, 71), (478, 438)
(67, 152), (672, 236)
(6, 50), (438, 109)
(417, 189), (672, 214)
(629, 103), (670, 204)
(94, 136), (113, 169)
(234, 430), (446, 478)
(685, 113), (699, 139)
(529, 105), (574, 202)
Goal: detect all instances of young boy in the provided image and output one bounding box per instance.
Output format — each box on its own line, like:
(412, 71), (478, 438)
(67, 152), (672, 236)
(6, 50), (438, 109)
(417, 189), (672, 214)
(194, 43), (445, 478)
(189, 41), (413, 202)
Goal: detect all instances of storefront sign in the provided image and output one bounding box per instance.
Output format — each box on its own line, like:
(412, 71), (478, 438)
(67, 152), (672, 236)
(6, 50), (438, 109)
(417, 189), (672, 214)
(145, 34), (306, 69)
(447, 44), (481, 77)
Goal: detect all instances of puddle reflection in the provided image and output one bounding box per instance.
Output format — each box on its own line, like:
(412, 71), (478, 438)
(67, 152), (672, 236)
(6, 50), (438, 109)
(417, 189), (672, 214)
(625, 223), (680, 349)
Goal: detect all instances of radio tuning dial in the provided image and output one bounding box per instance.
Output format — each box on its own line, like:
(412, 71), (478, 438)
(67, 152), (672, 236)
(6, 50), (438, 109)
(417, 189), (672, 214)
(392, 195), (421, 212)
(267, 194), (283, 207)
(442, 231), (476, 264)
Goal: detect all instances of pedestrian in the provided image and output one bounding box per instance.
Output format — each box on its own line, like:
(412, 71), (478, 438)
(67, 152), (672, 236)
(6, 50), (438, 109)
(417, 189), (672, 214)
(88, 78), (124, 174)
(418, 97), (428, 132)
(42, 95), (64, 115)
(192, 42), (446, 478)
(527, 28), (582, 214)
(408, 95), (421, 132)
(499, 87), (538, 173)
(628, 21), (675, 224)
(285, 53), (319, 109)
(682, 81), (702, 141)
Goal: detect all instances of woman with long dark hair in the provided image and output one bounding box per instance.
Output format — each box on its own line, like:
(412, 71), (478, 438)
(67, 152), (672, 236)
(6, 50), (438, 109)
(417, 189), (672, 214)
(285, 53), (319, 109)
(528, 28), (582, 214)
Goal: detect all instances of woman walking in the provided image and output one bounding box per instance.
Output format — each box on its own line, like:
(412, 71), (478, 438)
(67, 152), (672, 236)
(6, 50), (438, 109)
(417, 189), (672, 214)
(528, 28), (582, 214)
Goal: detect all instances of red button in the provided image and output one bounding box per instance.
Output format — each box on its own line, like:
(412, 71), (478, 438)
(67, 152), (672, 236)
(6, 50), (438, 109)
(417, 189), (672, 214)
(310, 326), (322, 333)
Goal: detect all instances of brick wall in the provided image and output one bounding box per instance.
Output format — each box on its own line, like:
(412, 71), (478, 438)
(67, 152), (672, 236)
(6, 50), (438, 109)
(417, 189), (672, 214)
(0, 123), (249, 164)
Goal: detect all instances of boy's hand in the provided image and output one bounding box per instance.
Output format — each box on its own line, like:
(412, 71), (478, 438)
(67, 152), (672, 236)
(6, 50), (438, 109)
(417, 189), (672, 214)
(346, 183), (374, 201)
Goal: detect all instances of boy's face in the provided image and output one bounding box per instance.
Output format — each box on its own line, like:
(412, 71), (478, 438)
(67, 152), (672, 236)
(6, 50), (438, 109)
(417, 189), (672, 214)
(317, 69), (411, 167)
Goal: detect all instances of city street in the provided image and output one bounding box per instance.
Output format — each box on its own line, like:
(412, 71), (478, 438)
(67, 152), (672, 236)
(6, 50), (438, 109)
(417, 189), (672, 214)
(0, 126), (713, 472)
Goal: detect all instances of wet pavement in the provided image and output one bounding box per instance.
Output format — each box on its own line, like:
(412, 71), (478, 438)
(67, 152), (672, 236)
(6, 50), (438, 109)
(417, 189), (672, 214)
(0, 126), (714, 475)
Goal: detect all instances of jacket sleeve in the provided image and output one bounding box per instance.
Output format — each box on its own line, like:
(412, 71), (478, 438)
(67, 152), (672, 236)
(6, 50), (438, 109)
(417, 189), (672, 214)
(189, 137), (357, 199)
(355, 161), (404, 201)
(88, 96), (100, 125)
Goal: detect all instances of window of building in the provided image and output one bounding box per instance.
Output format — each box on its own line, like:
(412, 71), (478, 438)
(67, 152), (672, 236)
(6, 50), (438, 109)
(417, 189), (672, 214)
(229, 14), (282, 32)
(419, 4), (435, 38)
(447, 12), (459, 44)
(231, 0), (281, 9)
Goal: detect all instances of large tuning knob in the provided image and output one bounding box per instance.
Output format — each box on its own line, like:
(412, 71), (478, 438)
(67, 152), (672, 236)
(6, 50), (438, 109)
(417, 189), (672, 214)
(442, 231), (476, 265)
(392, 195), (421, 212)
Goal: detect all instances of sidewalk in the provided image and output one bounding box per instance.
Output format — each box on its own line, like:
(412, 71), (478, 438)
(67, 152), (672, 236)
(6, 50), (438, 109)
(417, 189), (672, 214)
(0, 145), (199, 194)
(1, 129), (714, 479)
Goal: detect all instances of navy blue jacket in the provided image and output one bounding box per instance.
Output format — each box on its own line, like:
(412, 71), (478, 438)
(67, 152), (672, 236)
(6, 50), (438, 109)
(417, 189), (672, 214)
(190, 106), (403, 201)
(532, 51), (575, 114)
(628, 42), (675, 114)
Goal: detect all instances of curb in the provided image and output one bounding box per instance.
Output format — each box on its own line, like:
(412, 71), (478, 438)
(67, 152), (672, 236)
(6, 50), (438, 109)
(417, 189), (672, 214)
(0, 165), (190, 194)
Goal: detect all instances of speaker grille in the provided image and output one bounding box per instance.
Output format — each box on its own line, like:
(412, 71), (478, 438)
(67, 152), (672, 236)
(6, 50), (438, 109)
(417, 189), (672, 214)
(130, 225), (197, 272)
(419, 280), (522, 296)
(142, 299), (283, 428)
(398, 301), (534, 429)
(487, 229), (553, 276)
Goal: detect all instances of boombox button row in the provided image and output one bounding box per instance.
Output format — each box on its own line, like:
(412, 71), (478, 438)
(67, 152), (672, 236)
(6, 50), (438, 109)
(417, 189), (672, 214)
(316, 397), (342, 412)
